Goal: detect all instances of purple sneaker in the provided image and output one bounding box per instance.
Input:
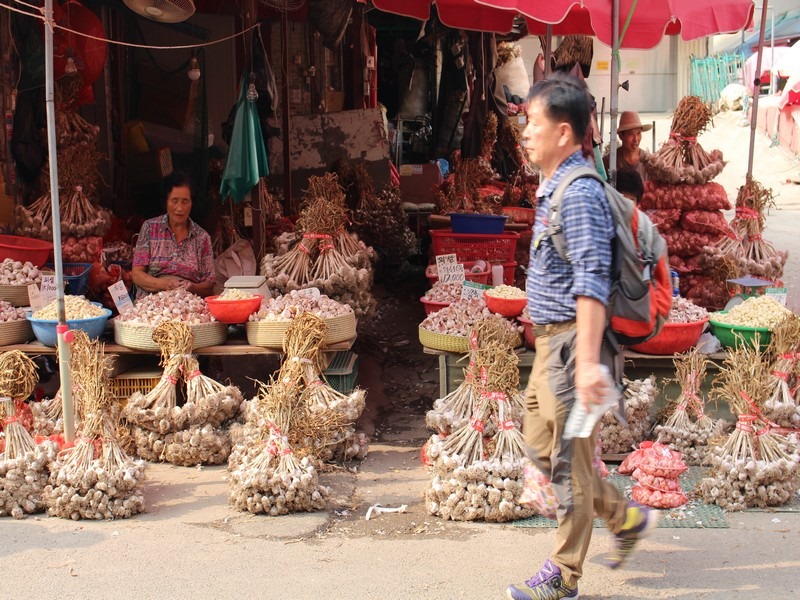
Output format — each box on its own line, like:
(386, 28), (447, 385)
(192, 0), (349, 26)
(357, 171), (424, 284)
(506, 559), (579, 600)
(604, 501), (659, 569)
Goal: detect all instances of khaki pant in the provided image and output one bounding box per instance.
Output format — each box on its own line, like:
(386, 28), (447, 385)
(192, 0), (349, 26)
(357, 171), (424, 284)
(524, 323), (626, 586)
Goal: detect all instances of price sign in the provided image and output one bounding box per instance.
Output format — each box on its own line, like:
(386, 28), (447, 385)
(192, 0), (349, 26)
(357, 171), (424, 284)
(109, 280), (134, 314)
(27, 284), (44, 310)
(40, 275), (58, 304)
(461, 281), (490, 301)
(435, 254), (464, 284)
(297, 287), (321, 300)
(765, 287), (788, 306)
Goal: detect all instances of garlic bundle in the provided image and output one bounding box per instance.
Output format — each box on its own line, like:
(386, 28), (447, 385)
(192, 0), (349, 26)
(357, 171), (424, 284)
(0, 300), (27, 322)
(249, 289), (353, 322)
(762, 316), (800, 428)
(131, 423), (232, 466)
(43, 439), (145, 520)
(228, 437), (329, 515)
(117, 288), (215, 325)
(0, 259), (42, 285)
(600, 377), (657, 454)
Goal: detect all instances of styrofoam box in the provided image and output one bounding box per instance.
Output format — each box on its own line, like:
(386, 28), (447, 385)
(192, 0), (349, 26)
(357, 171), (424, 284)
(224, 275), (270, 299)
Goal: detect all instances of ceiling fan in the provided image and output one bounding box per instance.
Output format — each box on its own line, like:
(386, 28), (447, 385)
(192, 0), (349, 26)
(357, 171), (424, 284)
(122, 0), (196, 23)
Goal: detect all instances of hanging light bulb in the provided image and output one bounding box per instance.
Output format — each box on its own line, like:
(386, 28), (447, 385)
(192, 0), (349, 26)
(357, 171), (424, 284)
(65, 49), (78, 74)
(187, 56), (201, 81)
(246, 72), (259, 102)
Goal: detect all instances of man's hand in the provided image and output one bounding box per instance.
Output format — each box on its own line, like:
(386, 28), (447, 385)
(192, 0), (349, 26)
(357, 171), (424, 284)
(575, 361), (610, 410)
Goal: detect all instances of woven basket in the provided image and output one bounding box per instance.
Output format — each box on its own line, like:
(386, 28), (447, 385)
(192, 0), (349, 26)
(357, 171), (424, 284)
(246, 312), (357, 349)
(418, 326), (522, 353)
(0, 284), (33, 307)
(0, 319), (34, 345)
(113, 319), (228, 351)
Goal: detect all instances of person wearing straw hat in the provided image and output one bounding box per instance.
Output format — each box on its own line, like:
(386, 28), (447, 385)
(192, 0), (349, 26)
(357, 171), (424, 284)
(602, 111), (653, 182)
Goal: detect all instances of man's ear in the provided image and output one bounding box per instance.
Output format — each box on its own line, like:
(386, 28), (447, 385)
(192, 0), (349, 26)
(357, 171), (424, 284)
(557, 122), (574, 148)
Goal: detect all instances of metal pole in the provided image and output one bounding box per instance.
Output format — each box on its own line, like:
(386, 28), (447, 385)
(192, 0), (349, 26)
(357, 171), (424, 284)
(544, 25), (552, 78)
(747, 0), (770, 181)
(609, 0), (620, 186)
(599, 97), (606, 139)
(770, 7), (775, 95)
(281, 6), (292, 212)
(44, 0), (75, 443)
(652, 121), (656, 153)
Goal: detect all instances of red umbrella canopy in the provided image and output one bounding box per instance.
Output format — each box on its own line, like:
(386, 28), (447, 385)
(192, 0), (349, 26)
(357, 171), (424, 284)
(477, 1), (755, 49)
(370, 1), (753, 48)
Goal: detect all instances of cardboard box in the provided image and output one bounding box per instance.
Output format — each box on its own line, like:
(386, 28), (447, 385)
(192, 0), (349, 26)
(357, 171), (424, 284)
(510, 114), (527, 134)
(399, 163), (442, 205)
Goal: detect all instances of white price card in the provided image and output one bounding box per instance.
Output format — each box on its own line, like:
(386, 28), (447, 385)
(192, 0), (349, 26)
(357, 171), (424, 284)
(108, 280), (134, 314)
(435, 253), (465, 284)
(461, 281), (491, 301)
(765, 287), (788, 306)
(27, 284), (44, 310)
(40, 274), (58, 304)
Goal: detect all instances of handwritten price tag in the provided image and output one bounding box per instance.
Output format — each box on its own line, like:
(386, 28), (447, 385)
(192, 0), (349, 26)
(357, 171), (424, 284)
(765, 287), (787, 306)
(40, 275), (58, 304)
(461, 281), (490, 301)
(435, 254), (465, 284)
(27, 284), (44, 310)
(109, 280), (134, 314)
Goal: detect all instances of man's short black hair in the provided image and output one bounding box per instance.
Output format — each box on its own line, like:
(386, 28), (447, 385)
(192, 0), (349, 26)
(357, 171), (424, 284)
(615, 168), (644, 202)
(527, 73), (592, 142)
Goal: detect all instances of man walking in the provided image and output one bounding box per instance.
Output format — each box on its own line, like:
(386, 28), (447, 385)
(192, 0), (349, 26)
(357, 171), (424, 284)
(507, 74), (657, 600)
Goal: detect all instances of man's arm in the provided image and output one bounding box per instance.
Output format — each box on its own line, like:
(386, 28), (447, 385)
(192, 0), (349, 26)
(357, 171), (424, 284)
(574, 295), (608, 408)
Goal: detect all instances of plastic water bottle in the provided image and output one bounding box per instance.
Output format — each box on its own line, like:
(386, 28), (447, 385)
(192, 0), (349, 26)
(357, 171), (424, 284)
(563, 365), (621, 439)
(671, 270), (680, 297)
(491, 264), (505, 287)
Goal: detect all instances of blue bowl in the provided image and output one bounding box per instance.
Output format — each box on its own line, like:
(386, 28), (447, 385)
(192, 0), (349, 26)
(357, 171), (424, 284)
(449, 213), (508, 234)
(27, 303), (112, 346)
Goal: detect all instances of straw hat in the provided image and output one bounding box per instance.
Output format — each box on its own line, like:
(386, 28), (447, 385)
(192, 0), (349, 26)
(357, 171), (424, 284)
(617, 111), (653, 134)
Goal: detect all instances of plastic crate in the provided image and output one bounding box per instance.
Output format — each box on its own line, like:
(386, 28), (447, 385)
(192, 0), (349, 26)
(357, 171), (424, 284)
(43, 262), (93, 295)
(501, 206), (535, 226)
(323, 351), (358, 394)
(111, 368), (161, 400)
(430, 230), (519, 264)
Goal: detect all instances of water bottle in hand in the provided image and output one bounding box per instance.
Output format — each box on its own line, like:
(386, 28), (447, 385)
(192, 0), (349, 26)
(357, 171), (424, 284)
(563, 365), (620, 439)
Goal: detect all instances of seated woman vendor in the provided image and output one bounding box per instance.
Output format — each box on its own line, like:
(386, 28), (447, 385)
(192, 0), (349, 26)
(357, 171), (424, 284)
(132, 172), (215, 299)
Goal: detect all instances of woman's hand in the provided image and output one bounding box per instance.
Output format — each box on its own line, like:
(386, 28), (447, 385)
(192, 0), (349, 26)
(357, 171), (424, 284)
(160, 276), (189, 291)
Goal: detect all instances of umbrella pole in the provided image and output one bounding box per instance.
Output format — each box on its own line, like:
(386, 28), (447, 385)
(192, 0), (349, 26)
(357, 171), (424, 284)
(544, 25), (552, 78)
(281, 6), (292, 213)
(609, 0), (620, 186)
(44, 0), (75, 443)
(747, 0), (770, 181)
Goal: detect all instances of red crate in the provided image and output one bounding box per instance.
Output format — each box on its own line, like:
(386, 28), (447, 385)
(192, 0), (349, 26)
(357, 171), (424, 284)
(430, 230), (519, 264)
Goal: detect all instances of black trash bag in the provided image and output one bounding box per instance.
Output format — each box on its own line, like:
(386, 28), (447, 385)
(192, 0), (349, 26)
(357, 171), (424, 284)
(308, 0), (352, 49)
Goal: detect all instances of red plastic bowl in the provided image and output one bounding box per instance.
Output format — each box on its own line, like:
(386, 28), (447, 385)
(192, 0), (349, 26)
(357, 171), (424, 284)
(205, 294), (263, 324)
(484, 290), (526, 317)
(517, 315), (536, 349)
(0, 234), (54, 267)
(421, 297), (452, 316)
(629, 318), (709, 355)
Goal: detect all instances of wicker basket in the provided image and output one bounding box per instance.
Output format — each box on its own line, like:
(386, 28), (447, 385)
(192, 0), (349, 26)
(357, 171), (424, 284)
(113, 319), (228, 351)
(418, 326), (522, 353)
(0, 284), (33, 307)
(0, 319), (34, 345)
(246, 312), (357, 349)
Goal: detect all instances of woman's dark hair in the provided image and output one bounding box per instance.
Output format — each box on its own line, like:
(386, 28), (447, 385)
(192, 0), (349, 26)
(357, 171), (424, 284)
(161, 171), (194, 205)
(527, 73), (592, 142)
(615, 168), (644, 202)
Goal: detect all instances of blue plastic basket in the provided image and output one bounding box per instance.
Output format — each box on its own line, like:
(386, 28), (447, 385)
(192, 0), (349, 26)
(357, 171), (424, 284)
(44, 262), (94, 295)
(449, 213), (508, 234)
(27, 303), (112, 346)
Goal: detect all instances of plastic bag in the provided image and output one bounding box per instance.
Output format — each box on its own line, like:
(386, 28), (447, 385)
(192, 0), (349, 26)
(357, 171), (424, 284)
(519, 459), (559, 519)
(214, 239), (256, 295)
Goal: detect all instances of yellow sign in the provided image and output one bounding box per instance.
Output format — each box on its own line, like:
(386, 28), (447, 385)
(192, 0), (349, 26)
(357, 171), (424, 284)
(596, 60), (609, 71)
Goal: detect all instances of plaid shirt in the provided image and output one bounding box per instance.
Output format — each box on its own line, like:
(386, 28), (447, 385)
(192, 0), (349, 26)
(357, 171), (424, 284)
(526, 152), (614, 325)
(133, 215), (215, 297)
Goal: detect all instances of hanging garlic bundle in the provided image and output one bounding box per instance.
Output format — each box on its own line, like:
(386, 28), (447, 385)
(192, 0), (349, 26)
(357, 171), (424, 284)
(600, 376), (657, 454)
(763, 316), (800, 428)
(700, 345), (800, 510)
(124, 322), (240, 466)
(228, 419), (329, 516)
(261, 173), (376, 318)
(655, 349), (729, 465)
(42, 338), (146, 520)
(1, 397), (59, 519)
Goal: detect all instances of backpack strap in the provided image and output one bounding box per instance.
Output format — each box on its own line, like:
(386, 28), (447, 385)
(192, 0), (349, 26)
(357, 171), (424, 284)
(546, 166), (607, 262)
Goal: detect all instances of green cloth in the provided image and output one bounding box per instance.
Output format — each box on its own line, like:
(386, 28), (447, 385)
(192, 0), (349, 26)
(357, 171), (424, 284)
(219, 74), (269, 203)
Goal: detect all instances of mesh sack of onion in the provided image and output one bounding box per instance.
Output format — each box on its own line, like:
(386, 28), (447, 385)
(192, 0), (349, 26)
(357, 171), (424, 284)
(123, 322), (241, 466)
(42, 340), (146, 520)
(699, 345), (800, 511)
(655, 348), (730, 466)
(425, 339), (534, 522)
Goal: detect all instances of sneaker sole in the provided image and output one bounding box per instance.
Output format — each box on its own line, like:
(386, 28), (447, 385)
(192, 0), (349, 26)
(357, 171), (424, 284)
(606, 508), (660, 570)
(505, 587), (580, 599)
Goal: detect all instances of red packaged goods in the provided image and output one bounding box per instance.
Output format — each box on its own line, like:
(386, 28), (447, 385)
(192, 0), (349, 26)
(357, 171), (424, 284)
(669, 255), (704, 274)
(631, 485), (688, 508)
(661, 229), (724, 257)
(640, 181), (731, 211)
(644, 208), (682, 231)
(62, 236), (103, 263)
(680, 210), (732, 235)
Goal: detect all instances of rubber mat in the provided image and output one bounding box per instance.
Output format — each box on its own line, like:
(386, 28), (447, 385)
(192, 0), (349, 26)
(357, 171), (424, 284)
(513, 467), (730, 529)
